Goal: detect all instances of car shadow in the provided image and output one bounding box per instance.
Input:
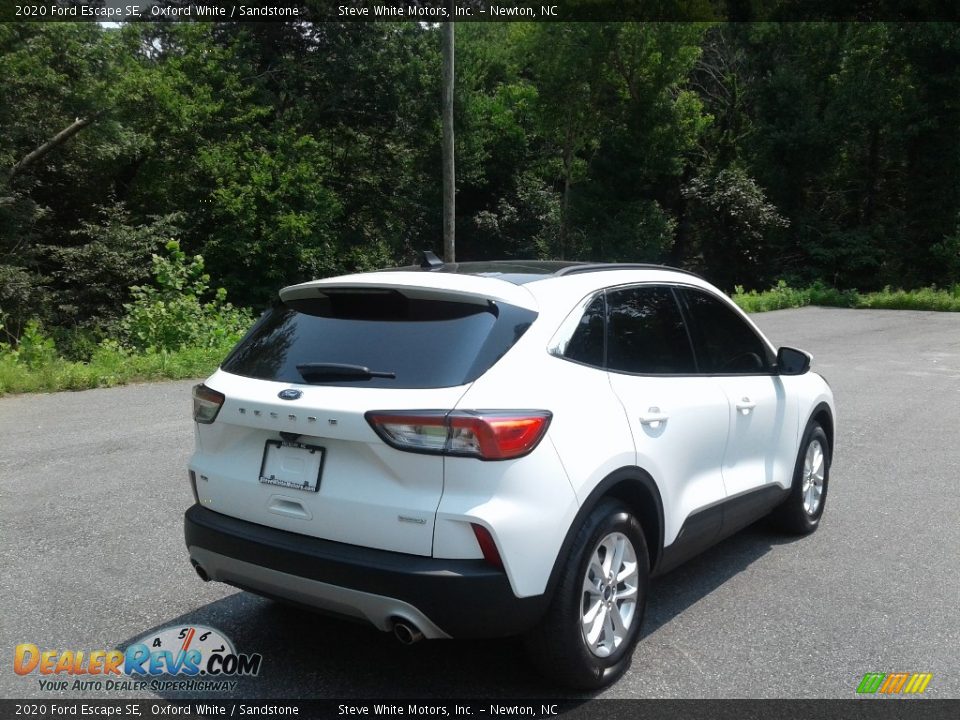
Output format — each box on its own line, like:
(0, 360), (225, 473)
(643, 519), (798, 640)
(120, 520), (799, 701)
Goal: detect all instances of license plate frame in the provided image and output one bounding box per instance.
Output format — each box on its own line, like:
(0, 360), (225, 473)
(258, 439), (325, 493)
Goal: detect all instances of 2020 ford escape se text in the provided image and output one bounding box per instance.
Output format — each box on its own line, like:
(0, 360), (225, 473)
(184, 255), (835, 689)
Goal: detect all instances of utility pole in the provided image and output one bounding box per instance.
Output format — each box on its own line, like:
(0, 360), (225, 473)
(441, 8), (455, 263)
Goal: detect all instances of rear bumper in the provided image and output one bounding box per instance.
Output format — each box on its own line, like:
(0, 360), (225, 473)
(183, 505), (549, 638)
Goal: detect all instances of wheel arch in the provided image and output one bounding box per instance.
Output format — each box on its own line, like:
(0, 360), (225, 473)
(544, 467), (664, 600)
(808, 401), (834, 454)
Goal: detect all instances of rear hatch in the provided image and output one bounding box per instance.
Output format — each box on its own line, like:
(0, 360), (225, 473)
(191, 275), (537, 557)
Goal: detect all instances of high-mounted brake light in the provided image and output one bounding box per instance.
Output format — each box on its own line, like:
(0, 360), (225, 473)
(365, 410), (552, 461)
(192, 384), (225, 424)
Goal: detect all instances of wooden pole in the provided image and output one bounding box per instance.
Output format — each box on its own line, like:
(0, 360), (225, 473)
(441, 12), (456, 263)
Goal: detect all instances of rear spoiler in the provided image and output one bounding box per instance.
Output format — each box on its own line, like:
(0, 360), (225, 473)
(280, 272), (538, 310)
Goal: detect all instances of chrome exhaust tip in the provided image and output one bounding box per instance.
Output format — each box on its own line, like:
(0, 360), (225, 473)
(392, 620), (424, 645)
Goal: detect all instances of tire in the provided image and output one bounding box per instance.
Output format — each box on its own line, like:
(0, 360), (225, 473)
(772, 422), (830, 534)
(524, 498), (650, 689)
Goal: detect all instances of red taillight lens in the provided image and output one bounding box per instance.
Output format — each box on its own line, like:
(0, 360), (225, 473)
(448, 414), (551, 460)
(192, 384), (224, 424)
(365, 410), (552, 461)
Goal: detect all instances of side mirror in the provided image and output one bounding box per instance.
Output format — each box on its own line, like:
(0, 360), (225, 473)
(777, 346), (812, 376)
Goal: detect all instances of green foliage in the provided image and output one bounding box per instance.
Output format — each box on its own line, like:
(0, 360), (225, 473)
(0, 319), (58, 369)
(683, 166), (789, 286)
(119, 240), (252, 352)
(0, 339), (227, 395)
(0, 239), (250, 395)
(731, 281), (960, 313)
(3, 19), (960, 370)
(48, 206), (183, 327)
(855, 286), (960, 312)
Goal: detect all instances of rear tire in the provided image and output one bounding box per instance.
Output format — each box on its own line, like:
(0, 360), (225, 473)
(773, 422), (830, 534)
(524, 499), (649, 689)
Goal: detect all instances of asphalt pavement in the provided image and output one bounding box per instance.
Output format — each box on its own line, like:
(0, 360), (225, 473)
(1, 307), (958, 699)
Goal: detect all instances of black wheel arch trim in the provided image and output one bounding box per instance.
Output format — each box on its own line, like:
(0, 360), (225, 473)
(543, 466), (665, 602)
(806, 401), (834, 452)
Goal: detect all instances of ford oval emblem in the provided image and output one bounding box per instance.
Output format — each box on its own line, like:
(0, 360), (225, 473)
(278, 389), (303, 401)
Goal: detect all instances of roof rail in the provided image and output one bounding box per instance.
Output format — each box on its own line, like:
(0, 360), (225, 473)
(553, 263), (704, 280)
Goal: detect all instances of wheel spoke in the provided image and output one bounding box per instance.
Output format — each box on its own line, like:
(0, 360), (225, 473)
(586, 604), (606, 646)
(609, 536), (626, 578)
(610, 603), (627, 639)
(583, 596), (603, 625)
(603, 607), (617, 644)
(615, 583), (637, 600)
(616, 560), (637, 584)
(599, 537), (616, 576)
(588, 558), (604, 583)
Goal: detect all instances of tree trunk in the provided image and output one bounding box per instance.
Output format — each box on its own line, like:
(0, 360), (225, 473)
(559, 123), (576, 261)
(560, 167), (571, 261)
(7, 116), (95, 182)
(863, 124), (880, 225)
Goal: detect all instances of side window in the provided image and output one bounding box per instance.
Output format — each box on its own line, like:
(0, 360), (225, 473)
(606, 286), (696, 374)
(680, 288), (772, 374)
(562, 294), (605, 367)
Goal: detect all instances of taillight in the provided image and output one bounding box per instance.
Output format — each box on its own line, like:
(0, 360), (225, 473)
(192, 384), (224, 424)
(365, 410), (552, 461)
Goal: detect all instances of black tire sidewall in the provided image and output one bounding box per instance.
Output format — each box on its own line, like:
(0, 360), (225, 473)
(789, 423), (831, 530)
(552, 499), (650, 688)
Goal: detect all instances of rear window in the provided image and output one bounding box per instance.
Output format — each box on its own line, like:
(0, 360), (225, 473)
(221, 290), (537, 389)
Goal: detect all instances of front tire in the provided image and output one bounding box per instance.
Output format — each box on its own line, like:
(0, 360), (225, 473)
(524, 499), (650, 689)
(773, 422), (830, 534)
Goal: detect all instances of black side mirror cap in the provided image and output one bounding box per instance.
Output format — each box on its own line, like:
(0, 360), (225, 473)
(777, 346), (812, 375)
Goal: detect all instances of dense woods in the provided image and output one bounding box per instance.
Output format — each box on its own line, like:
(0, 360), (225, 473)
(2, 21), (959, 345)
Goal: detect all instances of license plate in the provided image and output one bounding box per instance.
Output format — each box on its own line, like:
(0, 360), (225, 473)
(258, 440), (325, 492)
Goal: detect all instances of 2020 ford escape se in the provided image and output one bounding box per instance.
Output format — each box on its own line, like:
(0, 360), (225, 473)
(184, 255), (835, 689)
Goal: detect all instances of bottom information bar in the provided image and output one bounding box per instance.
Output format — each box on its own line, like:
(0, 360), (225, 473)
(2, 699), (957, 720)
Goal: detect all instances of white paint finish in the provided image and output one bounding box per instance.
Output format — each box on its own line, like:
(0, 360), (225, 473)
(714, 374), (797, 496)
(434, 444), (578, 598)
(280, 270), (538, 310)
(607, 373), (730, 545)
(192, 369), (471, 556)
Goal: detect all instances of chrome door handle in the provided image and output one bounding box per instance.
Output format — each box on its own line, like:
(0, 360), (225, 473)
(639, 407), (669, 427)
(736, 397), (757, 415)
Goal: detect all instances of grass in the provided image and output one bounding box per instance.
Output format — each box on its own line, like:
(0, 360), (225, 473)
(732, 281), (960, 313)
(0, 343), (230, 396)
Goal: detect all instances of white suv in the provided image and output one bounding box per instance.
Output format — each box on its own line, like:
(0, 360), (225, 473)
(185, 257), (835, 688)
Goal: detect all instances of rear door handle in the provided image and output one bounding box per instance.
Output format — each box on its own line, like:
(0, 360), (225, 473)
(639, 407), (669, 427)
(736, 397), (757, 415)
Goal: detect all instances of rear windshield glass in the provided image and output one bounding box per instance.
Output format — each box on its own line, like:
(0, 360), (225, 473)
(221, 291), (537, 389)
